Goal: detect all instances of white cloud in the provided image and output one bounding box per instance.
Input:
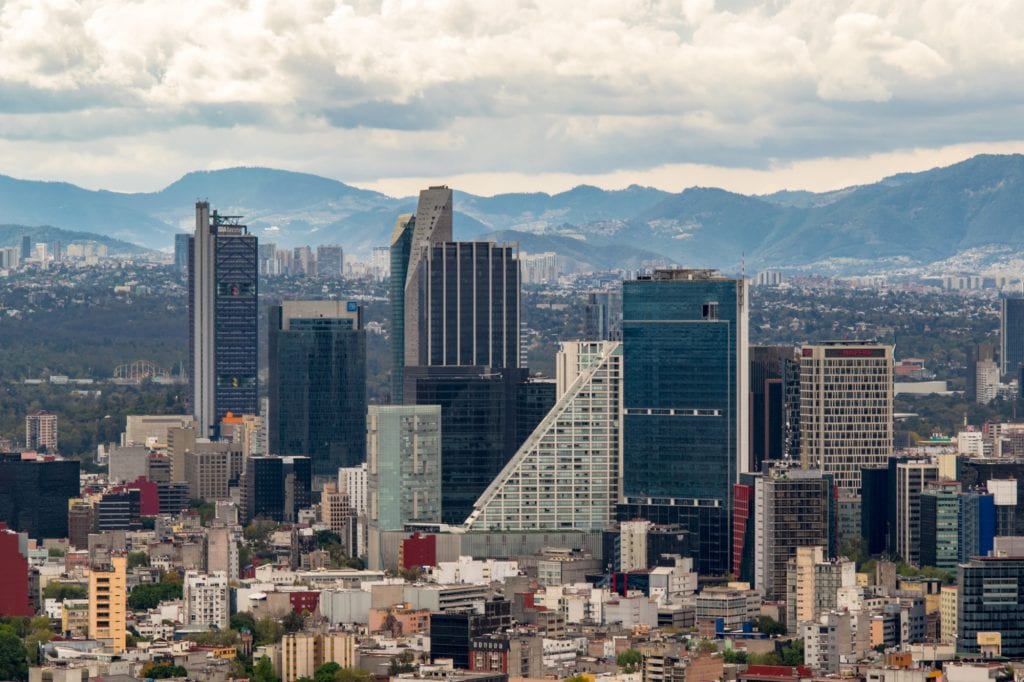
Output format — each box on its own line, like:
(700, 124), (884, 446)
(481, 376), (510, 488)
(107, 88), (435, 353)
(0, 0), (1021, 192)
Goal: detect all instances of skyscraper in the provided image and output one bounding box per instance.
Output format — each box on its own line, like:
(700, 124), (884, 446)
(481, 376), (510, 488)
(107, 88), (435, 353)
(465, 341), (622, 531)
(25, 410), (57, 451)
(749, 346), (799, 470)
(799, 342), (893, 495)
(619, 269), (749, 575)
(366, 405), (442, 532)
(1001, 296), (1024, 379)
(188, 202), (258, 438)
(174, 233), (190, 273)
(0, 452), (79, 540)
(390, 187), (454, 403)
(316, 245), (345, 277)
(267, 301), (366, 475)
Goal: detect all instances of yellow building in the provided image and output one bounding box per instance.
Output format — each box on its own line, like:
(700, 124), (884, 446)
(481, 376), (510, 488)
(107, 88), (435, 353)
(88, 555), (127, 653)
(61, 599), (90, 637)
(940, 585), (957, 645)
(280, 632), (358, 682)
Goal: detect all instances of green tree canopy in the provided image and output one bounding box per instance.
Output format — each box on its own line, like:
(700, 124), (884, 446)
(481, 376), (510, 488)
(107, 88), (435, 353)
(617, 649), (642, 672)
(0, 631), (28, 682)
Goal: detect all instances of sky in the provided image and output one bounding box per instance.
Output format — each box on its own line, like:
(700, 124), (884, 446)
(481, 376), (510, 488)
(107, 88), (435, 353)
(1, 0), (1023, 198)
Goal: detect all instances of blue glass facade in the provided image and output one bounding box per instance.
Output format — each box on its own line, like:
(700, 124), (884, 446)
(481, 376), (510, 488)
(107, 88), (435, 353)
(620, 270), (747, 575)
(959, 557), (1024, 656)
(268, 304), (366, 475)
(390, 217), (413, 403)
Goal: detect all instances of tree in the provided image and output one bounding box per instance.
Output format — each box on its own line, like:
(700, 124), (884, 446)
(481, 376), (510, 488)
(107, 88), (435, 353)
(314, 662), (341, 682)
(333, 668), (371, 682)
(142, 662), (188, 679)
(565, 676), (590, 682)
(231, 611), (257, 633)
(252, 656), (280, 682)
(755, 615), (786, 637)
(723, 649), (748, 664)
(42, 583), (87, 602)
(617, 649), (642, 673)
(282, 610), (305, 633)
(128, 582), (182, 610)
(0, 631), (28, 682)
(780, 640), (804, 666)
(127, 551), (149, 569)
(254, 617), (284, 646)
(389, 651), (416, 676)
(840, 534), (868, 567)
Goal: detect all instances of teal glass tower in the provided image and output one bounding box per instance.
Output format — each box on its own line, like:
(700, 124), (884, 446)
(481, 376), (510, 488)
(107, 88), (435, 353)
(618, 269), (748, 575)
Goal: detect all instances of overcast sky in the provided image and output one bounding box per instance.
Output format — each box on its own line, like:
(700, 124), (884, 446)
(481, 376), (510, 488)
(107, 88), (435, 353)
(2, 0), (1023, 197)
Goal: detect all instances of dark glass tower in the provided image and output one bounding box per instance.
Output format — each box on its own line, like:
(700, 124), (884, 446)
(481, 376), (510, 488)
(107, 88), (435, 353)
(0, 453), (80, 540)
(750, 346), (798, 471)
(188, 202), (258, 437)
(1001, 296), (1024, 379)
(618, 269), (748, 576)
(268, 301), (366, 475)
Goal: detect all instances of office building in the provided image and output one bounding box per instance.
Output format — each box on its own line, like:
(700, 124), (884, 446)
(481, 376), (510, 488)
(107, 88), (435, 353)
(366, 406), (441, 532)
(188, 202), (258, 438)
(411, 240), (520, 370)
(390, 187), (454, 402)
(919, 482), (961, 570)
(89, 555), (127, 653)
(430, 600), (512, 669)
(20, 235), (30, 260)
(185, 450), (232, 502)
(895, 460), (938, 566)
(799, 342), (893, 495)
(619, 269), (748, 576)
(0, 452), (79, 540)
(958, 556), (1024, 657)
(750, 346), (799, 470)
(174, 233), (190, 272)
(241, 455), (312, 523)
(321, 482), (354, 535)
(268, 301), (366, 475)
(316, 245), (345, 277)
(25, 411), (58, 451)
(465, 341), (621, 531)
(753, 462), (834, 600)
(1001, 297), (1024, 379)
(96, 490), (142, 532)
(583, 289), (623, 341)
(184, 570), (229, 630)
(404, 366), (547, 525)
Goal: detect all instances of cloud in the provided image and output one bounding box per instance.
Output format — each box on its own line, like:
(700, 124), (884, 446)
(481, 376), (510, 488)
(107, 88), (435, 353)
(0, 0), (1021, 192)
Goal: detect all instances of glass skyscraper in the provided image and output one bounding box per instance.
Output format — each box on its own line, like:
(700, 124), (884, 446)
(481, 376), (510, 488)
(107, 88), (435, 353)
(619, 269), (748, 575)
(188, 202), (258, 437)
(1001, 296), (1024, 379)
(267, 301), (367, 476)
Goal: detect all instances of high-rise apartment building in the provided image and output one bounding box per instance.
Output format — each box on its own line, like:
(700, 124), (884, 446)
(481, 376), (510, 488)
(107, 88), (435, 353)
(89, 555), (127, 653)
(184, 570), (229, 630)
(316, 245), (345, 277)
(268, 301), (366, 474)
(799, 342), (893, 495)
(366, 406), (442, 533)
(618, 269), (748, 576)
(188, 202), (258, 438)
(1001, 297), (1024, 379)
(25, 411), (58, 451)
(465, 341), (622, 531)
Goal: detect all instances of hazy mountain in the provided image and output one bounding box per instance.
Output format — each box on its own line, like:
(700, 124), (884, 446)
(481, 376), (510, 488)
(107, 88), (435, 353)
(0, 224), (147, 255)
(2, 155), (1024, 273)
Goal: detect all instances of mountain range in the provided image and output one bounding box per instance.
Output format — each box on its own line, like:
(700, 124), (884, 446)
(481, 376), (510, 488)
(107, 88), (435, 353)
(3, 154), (1024, 274)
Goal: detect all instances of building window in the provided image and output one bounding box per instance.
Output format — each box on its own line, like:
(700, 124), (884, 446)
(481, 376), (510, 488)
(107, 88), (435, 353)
(702, 302), (718, 320)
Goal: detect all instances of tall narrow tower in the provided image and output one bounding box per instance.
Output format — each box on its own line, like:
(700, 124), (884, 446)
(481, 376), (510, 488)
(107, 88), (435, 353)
(188, 202), (258, 438)
(619, 268), (749, 576)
